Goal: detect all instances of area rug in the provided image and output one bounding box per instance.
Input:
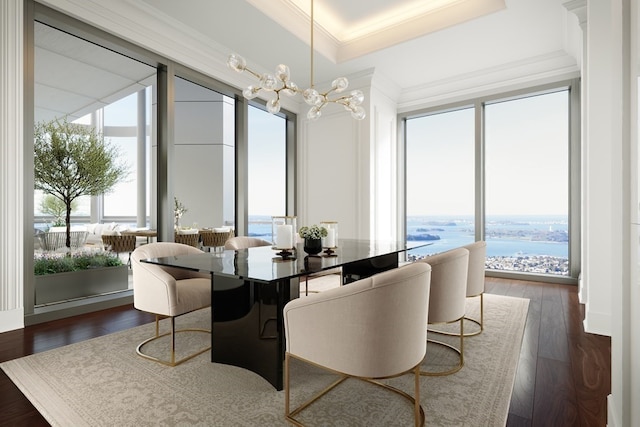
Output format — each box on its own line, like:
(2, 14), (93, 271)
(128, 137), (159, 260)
(1, 294), (528, 426)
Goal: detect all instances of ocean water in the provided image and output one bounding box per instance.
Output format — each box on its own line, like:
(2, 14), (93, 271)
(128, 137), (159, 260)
(248, 214), (569, 260)
(406, 215), (568, 259)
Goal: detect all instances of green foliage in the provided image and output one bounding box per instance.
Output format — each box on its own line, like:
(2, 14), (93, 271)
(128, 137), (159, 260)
(34, 250), (123, 276)
(298, 224), (328, 240)
(40, 194), (76, 227)
(33, 118), (129, 247)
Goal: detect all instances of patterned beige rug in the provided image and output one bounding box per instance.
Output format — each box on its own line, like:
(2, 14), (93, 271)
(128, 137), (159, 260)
(1, 293), (528, 426)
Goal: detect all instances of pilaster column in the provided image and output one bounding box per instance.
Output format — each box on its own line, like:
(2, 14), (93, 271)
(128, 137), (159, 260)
(0, 0), (25, 332)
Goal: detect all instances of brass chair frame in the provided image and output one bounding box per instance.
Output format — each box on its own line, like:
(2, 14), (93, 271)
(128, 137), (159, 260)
(422, 315), (464, 376)
(285, 353), (425, 427)
(136, 311), (211, 367)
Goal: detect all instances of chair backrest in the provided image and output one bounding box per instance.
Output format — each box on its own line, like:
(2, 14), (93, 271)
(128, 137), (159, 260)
(224, 236), (272, 250)
(284, 262), (432, 378)
(201, 230), (233, 247)
(463, 241), (486, 297)
(131, 242), (207, 316)
(102, 234), (137, 252)
(418, 247), (469, 324)
(174, 232), (200, 247)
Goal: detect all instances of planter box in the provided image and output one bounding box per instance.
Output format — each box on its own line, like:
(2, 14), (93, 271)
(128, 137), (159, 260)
(35, 265), (128, 305)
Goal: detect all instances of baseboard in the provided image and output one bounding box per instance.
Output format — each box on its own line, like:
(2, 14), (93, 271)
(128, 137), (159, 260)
(0, 307), (24, 333)
(607, 394), (619, 427)
(583, 308), (611, 337)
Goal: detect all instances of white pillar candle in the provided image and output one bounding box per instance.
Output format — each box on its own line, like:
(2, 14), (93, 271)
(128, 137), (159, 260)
(325, 228), (336, 247)
(276, 224), (293, 249)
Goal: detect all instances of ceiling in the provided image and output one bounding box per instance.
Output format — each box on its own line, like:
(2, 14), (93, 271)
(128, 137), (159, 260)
(35, 0), (579, 122)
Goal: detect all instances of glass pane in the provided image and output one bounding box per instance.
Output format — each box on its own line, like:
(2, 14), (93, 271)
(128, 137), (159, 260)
(405, 107), (475, 260)
(485, 90), (569, 276)
(33, 21), (156, 304)
(247, 106), (286, 240)
(103, 91), (151, 218)
(173, 77), (235, 231)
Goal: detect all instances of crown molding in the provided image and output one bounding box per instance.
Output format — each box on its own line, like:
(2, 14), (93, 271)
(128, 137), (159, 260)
(397, 50), (579, 112)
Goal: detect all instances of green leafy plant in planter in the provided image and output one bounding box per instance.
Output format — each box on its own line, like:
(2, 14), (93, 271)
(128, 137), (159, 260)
(34, 250), (123, 276)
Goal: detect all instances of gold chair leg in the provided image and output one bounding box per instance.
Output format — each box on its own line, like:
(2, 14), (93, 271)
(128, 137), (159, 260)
(136, 314), (211, 367)
(422, 316), (464, 376)
(285, 353), (425, 426)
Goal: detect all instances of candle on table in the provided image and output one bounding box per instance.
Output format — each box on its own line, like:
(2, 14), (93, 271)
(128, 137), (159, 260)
(325, 228), (336, 247)
(276, 224), (293, 249)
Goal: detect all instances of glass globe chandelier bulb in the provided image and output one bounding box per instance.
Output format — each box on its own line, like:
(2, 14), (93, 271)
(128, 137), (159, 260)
(242, 86), (259, 100)
(282, 81), (299, 96)
(275, 64), (290, 82)
(307, 106), (322, 121)
(260, 74), (279, 91)
(227, 54), (246, 73)
(331, 77), (349, 92)
(351, 106), (366, 120)
(267, 98), (281, 114)
(349, 90), (364, 105)
(303, 88), (320, 106)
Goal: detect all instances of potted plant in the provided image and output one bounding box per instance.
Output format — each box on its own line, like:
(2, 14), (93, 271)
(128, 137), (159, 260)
(298, 224), (327, 255)
(33, 249), (128, 305)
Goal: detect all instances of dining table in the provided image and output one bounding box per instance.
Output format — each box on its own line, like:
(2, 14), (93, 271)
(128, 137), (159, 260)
(142, 238), (428, 390)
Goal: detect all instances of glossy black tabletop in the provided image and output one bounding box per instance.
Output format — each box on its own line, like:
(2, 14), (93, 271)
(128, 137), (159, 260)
(142, 238), (427, 282)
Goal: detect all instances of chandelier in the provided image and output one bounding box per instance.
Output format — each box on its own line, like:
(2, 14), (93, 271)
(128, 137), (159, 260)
(226, 0), (366, 121)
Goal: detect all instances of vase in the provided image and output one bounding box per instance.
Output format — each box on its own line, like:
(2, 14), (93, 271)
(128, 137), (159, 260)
(303, 238), (322, 255)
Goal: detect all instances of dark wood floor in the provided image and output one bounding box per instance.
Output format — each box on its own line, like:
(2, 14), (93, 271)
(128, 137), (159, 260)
(0, 278), (610, 426)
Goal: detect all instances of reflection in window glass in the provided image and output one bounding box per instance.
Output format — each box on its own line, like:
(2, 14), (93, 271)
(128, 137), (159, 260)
(485, 90), (569, 275)
(405, 108), (475, 259)
(248, 106), (286, 239)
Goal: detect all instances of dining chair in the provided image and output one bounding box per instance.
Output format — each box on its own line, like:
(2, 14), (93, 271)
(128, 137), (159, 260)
(174, 229), (200, 247)
(463, 240), (487, 335)
(224, 236), (272, 250)
(284, 262), (432, 427)
(101, 233), (137, 267)
(131, 242), (211, 366)
(417, 246), (469, 376)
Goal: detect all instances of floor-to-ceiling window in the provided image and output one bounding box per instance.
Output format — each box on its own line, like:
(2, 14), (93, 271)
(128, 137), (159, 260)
(485, 90), (569, 276)
(247, 105), (287, 240)
(403, 83), (577, 281)
(405, 107), (476, 258)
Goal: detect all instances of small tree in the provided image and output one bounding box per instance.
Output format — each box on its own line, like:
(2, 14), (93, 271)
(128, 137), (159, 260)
(40, 194), (77, 228)
(34, 118), (129, 248)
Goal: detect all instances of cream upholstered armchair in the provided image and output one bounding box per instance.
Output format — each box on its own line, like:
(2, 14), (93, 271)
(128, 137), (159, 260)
(462, 241), (487, 335)
(131, 242), (211, 366)
(418, 247), (469, 376)
(224, 236), (272, 250)
(283, 262), (432, 426)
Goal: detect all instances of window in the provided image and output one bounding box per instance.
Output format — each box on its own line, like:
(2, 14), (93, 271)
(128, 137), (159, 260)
(247, 105), (287, 239)
(405, 107), (476, 259)
(403, 85), (576, 279)
(485, 91), (569, 275)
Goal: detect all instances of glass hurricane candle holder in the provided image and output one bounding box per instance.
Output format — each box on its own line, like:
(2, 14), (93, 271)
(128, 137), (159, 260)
(320, 221), (338, 256)
(272, 216), (297, 258)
